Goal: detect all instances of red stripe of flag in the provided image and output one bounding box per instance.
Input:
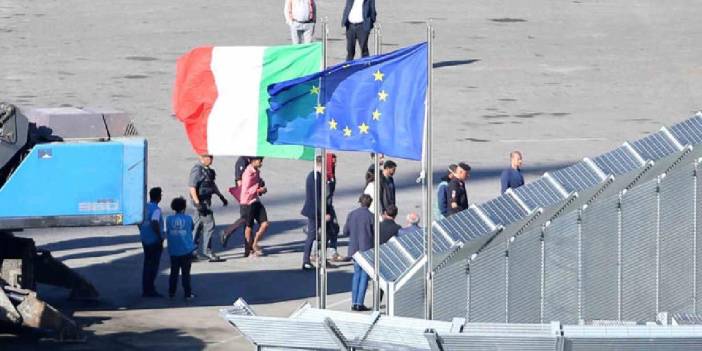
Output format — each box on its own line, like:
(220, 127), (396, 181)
(172, 46), (217, 155)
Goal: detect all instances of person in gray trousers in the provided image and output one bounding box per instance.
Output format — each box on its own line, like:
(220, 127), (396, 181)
(188, 154), (228, 262)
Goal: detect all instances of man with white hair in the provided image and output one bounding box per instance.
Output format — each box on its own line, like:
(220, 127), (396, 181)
(398, 212), (421, 236)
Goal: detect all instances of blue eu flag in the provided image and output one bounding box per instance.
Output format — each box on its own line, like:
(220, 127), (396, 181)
(267, 42), (428, 160)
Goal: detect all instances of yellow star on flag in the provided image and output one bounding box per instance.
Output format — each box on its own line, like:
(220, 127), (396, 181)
(314, 103), (325, 115)
(359, 122), (370, 134)
(310, 85), (320, 95)
(343, 126), (352, 137)
(373, 70), (384, 81)
(328, 119), (338, 130)
(378, 90), (388, 101)
(372, 109), (381, 121)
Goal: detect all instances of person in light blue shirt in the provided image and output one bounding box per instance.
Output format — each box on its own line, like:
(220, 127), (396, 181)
(139, 187), (164, 297)
(166, 197), (196, 300)
(500, 151), (525, 193)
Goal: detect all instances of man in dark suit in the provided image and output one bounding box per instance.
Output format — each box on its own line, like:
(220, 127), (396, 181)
(301, 156), (335, 270)
(344, 194), (374, 311)
(379, 205), (401, 245)
(341, 0), (377, 61)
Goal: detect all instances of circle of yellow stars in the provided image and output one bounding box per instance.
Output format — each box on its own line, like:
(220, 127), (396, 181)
(312, 67), (387, 138)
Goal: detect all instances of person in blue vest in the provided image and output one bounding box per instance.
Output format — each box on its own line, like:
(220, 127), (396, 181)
(140, 187), (164, 297)
(166, 197), (196, 300)
(500, 150), (525, 193)
(345, 194), (375, 311)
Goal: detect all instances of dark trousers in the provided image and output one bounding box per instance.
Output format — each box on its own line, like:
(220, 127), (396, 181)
(169, 254), (192, 297)
(142, 241), (162, 294)
(346, 23), (370, 61)
(303, 216), (318, 264)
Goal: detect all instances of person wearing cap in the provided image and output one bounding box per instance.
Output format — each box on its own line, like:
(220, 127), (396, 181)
(188, 154), (228, 262)
(399, 212), (421, 236)
(500, 151), (524, 193)
(447, 162), (471, 217)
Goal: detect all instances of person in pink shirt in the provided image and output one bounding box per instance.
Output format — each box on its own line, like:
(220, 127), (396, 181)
(239, 157), (269, 256)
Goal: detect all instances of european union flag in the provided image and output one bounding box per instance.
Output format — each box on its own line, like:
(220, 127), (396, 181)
(266, 42), (428, 160)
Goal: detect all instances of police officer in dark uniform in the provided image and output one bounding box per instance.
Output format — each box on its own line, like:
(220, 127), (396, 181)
(188, 154), (228, 262)
(447, 162), (471, 217)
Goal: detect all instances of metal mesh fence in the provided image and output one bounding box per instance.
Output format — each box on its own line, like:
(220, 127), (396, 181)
(659, 163), (696, 314)
(507, 226), (543, 323)
(580, 195), (621, 321)
(434, 260), (468, 321)
(468, 240), (507, 322)
(394, 266), (426, 319)
(620, 178), (659, 321)
(543, 211), (580, 324)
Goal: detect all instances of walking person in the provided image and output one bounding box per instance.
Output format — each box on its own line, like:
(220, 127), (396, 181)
(434, 164), (456, 220)
(447, 162), (471, 217)
(284, 0), (316, 44)
(500, 151), (525, 193)
(140, 187), (164, 297)
(220, 155), (253, 248)
(345, 194), (375, 311)
(379, 160), (397, 214)
(240, 157), (270, 257)
(301, 156), (335, 270)
(165, 197), (196, 300)
(189, 154), (228, 262)
(342, 0), (377, 61)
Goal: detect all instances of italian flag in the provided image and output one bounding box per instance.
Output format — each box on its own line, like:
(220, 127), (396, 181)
(172, 43), (321, 159)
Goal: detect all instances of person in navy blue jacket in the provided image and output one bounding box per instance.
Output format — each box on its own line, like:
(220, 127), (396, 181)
(500, 151), (525, 193)
(341, 0), (377, 61)
(344, 194), (375, 311)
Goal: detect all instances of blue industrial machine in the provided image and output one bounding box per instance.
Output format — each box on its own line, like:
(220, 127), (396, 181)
(0, 103), (147, 339)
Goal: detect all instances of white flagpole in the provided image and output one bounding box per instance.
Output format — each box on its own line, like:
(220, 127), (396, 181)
(317, 18), (329, 309)
(372, 25), (382, 312)
(424, 22), (435, 320)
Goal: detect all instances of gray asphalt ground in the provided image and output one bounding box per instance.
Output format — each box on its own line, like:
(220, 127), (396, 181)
(1, 0), (702, 349)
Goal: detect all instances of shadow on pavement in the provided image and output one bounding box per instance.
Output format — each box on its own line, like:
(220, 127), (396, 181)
(1, 325), (208, 351)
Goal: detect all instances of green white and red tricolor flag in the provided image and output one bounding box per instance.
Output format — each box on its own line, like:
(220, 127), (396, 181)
(172, 43), (321, 160)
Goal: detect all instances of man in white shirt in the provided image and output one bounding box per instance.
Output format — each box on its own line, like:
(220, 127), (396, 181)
(284, 0), (316, 44)
(341, 0), (377, 60)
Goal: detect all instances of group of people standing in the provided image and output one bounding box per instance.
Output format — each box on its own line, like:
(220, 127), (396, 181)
(284, 0), (377, 61)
